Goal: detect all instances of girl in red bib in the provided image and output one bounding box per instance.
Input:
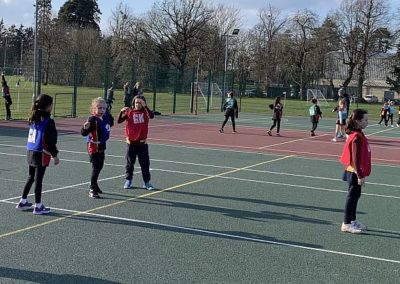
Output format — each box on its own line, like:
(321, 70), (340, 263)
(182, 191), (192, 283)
(118, 96), (154, 190)
(339, 109), (371, 234)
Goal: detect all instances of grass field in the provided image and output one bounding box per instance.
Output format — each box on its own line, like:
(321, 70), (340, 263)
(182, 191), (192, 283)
(1, 75), (389, 120)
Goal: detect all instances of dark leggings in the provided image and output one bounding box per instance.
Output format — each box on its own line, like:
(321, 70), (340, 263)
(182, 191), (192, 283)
(90, 151), (105, 192)
(343, 171), (362, 224)
(270, 119), (281, 133)
(22, 165), (47, 203)
(221, 109), (236, 131)
(126, 143), (151, 183)
(311, 121), (318, 132)
(378, 116), (388, 126)
(4, 97), (12, 119)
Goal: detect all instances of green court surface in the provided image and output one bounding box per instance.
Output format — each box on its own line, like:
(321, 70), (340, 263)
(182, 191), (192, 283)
(0, 113), (399, 283)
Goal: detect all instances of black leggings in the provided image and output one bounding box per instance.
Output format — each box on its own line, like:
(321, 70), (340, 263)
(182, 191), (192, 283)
(4, 97), (12, 119)
(221, 109), (236, 131)
(126, 143), (151, 183)
(22, 165), (47, 203)
(311, 121), (318, 132)
(270, 119), (281, 133)
(90, 151), (105, 192)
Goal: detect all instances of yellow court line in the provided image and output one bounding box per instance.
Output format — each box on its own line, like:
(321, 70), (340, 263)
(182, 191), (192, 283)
(0, 155), (294, 239)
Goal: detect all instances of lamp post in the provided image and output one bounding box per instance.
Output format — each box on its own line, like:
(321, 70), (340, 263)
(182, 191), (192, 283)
(221, 28), (239, 111)
(33, 0), (39, 101)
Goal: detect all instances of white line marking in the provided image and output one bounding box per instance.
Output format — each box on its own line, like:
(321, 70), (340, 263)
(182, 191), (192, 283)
(2, 199), (399, 264)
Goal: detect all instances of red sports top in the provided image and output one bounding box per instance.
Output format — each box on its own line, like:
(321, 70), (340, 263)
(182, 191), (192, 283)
(340, 130), (371, 178)
(124, 108), (151, 143)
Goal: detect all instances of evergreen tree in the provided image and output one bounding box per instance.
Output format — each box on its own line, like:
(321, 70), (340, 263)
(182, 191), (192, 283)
(57, 0), (101, 31)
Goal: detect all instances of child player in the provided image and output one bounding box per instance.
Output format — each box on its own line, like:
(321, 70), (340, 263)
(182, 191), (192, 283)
(309, 98), (322, 136)
(118, 96), (155, 190)
(81, 97), (114, 198)
(339, 109), (371, 234)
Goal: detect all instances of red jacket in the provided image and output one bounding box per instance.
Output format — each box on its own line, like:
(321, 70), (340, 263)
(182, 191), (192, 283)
(340, 130), (371, 178)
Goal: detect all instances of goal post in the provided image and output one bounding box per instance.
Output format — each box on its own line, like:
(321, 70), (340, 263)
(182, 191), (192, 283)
(306, 89), (330, 106)
(190, 81), (223, 112)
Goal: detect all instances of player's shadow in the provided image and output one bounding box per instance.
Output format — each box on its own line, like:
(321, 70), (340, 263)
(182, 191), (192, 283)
(358, 228), (400, 240)
(127, 197), (332, 225)
(0, 266), (120, 284)
(169, 190), (360, 215)
(48, 212), (322, 249)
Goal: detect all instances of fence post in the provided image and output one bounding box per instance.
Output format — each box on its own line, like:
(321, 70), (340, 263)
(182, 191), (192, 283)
(190, 67), (195, 113)
(206, 70), (211, 112)
(72, 53), (79, 117)
(37, 49), (42, 97)
(152, 66), (157, 111)
(103, 57), (110, 100)
(173, 68), (178, 114)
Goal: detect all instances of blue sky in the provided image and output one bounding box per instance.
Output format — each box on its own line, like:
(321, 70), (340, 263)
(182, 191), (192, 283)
(1, 0), (399, 32)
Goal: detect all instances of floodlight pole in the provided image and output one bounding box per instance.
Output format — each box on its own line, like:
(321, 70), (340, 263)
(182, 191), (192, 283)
(33, 0), (39, 101)
(221, 28), (239, 111)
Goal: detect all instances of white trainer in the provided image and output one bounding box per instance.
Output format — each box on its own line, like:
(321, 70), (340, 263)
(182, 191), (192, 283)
(341, 223), (363, 234)
(351, 220), (367, 230)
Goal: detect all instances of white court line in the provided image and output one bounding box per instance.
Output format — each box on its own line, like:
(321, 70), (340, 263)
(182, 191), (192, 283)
(259, 134), (331, 149)
(1, 150), (399, 189)
(153, 168), (400, 199)
(1, 199), (399, 264)
(1, 174), (126, 202)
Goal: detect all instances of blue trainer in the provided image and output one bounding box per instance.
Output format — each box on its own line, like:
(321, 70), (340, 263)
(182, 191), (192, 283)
(33, 205), (50, 215)
(124, 179), (132, 189)
(15, 201), (33, 211)
(144, 182), (154, 190)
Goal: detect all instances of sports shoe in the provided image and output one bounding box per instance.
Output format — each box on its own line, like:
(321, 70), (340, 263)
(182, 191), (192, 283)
(276, 133), (281, 136)
(219, 128), (224, 133)
(232, 130), (237, 133)
(331, 138), (337, 142)
(144, 182), (154, 190)
(33, 205), (51, 215)
(267, 130), (272, 136)
(89, 189), (100, 199)
(396, 124), (399, 127)
(337, 133), (343, 138)
(310, 131), (315, 136)
(16, 201), (33, 211)
(341, 222), (363, 234)
(89, 185), (102, 194)
(351, 220), (367, 231)
(123, 179), (132, 189)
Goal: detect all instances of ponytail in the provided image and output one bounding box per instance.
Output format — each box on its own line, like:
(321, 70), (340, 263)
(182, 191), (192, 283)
(29, 94), (53, 124)
(345, 109), (367, 134)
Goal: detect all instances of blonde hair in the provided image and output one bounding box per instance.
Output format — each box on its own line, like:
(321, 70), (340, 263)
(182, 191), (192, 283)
(90, 97), (106, 113)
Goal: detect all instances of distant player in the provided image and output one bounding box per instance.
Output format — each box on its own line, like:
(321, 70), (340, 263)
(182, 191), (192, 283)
(309, 98), (322, 136)
(267, 96), (283, 136)
(219, 91), (238, 133)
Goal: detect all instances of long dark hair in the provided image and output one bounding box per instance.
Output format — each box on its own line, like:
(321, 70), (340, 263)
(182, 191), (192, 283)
(345, 109), (367, 134)
(274, 96), (281, 106)
(29, 94), (53, 124)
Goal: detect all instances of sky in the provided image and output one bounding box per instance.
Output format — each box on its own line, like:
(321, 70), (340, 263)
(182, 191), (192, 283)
(1, 0), (399, 32)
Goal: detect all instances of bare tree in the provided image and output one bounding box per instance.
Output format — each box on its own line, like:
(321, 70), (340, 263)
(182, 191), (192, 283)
(251, 5), (287, 86)
(143, 0), (214, 72)
(333, 0), (390, 98)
